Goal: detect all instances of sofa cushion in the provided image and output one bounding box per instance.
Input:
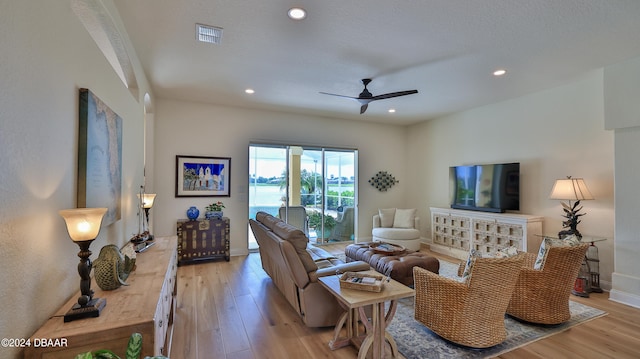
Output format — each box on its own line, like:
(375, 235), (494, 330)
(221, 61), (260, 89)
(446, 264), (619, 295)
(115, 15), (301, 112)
(393, 208), (416, 228)
(271, 220), (318, 273)
(307, 245), (335, 261)
(378, 208), (396, 228)
(372, 227), (420, 240)
(256, 211), (281, 230)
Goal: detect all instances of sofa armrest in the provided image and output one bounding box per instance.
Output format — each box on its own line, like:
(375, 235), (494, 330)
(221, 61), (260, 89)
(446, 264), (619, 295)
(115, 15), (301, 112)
(311, 261), (370, 280)
(373, 214), (381, 228)
(413, 216), (420, 230)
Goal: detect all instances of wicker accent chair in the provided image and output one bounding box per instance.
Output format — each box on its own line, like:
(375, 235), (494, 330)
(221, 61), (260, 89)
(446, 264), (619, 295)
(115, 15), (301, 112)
(330, 206), (354, 241)
(507, 243), (589, 324)
(413, 254), (525, 348)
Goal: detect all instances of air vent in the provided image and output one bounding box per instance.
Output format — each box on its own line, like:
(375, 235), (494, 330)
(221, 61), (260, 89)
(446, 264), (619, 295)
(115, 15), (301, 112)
(196, 24), (223, 44)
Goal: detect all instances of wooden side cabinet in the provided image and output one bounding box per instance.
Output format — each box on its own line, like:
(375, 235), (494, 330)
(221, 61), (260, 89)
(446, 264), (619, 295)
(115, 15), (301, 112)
(177, 217), (230, 265)
(24, 236), (178, 359)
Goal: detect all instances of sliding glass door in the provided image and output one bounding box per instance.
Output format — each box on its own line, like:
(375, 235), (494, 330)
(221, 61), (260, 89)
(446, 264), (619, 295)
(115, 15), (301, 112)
(249, 144), (357, 247)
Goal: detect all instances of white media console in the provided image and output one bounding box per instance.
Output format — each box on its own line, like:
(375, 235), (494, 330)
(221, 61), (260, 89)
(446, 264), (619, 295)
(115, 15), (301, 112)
(430, 207), (544, 260)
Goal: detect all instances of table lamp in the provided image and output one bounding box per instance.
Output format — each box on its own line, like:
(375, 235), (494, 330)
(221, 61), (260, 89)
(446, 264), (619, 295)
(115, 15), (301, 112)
(549, 176), (594, 238)
(58, 207), (108, 322)
(140, 192), (156, 240)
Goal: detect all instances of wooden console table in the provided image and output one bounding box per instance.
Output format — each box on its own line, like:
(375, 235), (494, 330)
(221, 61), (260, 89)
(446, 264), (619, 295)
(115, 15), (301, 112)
(318, 270), (415, 359)
(177, 217), (230, 265)
(24, 236), (178, 359)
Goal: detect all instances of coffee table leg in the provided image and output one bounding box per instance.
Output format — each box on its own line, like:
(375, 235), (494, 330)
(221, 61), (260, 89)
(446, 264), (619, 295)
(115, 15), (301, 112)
(357, 306), (373, 359)
(356, 301), (401, 359)
(385, 300), (399, 357)
(357, 302), (390, 359)
(329, 307), (359, 350)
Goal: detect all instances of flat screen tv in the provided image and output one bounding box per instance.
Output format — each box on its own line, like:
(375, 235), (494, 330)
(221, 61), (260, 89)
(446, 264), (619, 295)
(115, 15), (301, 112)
(449, 162), (520, 213)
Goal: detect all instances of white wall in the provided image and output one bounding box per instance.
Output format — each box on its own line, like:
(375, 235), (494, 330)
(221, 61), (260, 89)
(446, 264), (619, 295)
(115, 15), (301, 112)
(604, 56), (640, 308)
(0, 2), (151, 357)
(2, 3), (637, 356)
(406, 71), (616, 289)
(153, 99), (409, 255)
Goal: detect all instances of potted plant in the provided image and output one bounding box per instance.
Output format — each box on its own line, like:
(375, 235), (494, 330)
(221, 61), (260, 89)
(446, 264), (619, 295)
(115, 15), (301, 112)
(205, 201), (225, 219)
(74, 332), (168, 359)
(307, 211), (336, 239)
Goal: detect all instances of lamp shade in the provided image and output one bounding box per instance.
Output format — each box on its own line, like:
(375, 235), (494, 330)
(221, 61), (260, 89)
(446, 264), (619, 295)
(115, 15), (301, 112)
(59, 208), (107, 242)
(138, 193), (156, 209)
(549, 177), (594, 201)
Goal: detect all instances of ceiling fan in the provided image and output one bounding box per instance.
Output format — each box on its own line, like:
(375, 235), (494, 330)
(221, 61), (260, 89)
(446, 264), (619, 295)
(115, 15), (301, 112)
(320, 78), (418, 114)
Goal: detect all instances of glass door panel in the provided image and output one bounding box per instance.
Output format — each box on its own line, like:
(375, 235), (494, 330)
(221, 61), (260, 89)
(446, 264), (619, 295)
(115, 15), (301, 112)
(324, 150), (356, 242)
(248, 145), (287, 249)
(249, 144), (357, 247)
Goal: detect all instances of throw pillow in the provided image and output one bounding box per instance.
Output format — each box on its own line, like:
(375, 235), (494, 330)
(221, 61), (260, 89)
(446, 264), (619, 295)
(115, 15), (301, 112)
(393, 208), (416, 228)
(533, 235), (581, 270)
(495, 245), (519, 258)
(460, 249), (483, 283)
(378, 208), (396, 228)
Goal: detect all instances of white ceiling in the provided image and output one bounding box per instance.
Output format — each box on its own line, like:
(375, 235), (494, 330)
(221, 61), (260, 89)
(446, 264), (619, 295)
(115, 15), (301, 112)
(113, 0), (640, 125)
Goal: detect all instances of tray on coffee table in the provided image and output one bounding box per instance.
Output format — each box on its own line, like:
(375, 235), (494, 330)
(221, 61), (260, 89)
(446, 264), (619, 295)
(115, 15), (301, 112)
(369, 242), (406, 255)
(339, 271), (385, 292)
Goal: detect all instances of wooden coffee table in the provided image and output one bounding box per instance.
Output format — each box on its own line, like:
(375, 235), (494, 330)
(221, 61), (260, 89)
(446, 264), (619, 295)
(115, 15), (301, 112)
(318, 270), (415, 359)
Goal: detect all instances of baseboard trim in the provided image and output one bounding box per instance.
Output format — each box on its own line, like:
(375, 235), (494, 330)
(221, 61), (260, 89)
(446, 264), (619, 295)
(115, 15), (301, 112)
(609, 289), (640, 309)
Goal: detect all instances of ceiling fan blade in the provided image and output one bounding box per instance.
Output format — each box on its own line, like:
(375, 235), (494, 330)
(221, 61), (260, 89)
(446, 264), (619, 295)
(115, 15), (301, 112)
(370, 90), (418, 101)
(320, 79), (417, 114)
(319, 92), (358, 100)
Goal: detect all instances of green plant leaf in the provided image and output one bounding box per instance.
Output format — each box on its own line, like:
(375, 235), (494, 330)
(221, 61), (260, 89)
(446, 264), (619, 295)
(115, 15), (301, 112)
(126, 333), (143, 359)
(94, 350), (121, 359)
(74, 353), (94, 359)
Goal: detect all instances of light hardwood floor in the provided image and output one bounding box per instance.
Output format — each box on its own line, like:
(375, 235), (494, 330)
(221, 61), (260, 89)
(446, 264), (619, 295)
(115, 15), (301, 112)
(170, 243), (640, 359)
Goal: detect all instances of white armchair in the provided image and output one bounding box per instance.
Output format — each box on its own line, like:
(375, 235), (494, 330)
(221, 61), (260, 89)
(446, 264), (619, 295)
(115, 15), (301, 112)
(372, 208), (422, 251)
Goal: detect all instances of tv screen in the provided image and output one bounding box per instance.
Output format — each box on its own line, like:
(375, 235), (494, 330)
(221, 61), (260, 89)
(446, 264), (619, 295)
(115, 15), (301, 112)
(449, 162), (520, 213)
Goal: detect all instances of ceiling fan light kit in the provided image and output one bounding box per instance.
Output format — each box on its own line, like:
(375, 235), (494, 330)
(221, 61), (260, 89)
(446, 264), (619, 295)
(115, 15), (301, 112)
(320, 78), (418, 114)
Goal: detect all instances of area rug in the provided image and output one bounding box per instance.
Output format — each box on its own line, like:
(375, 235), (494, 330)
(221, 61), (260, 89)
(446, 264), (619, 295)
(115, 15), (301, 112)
(387, 260), (607, 359)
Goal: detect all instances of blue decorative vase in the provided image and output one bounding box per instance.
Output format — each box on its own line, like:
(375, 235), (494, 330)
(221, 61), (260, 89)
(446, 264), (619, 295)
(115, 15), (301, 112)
(186, 206), (199, 220)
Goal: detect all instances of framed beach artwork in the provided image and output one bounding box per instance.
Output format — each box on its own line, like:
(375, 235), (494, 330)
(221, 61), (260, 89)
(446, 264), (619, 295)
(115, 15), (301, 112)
(77, 88), (123, 226)
(176, 155), (231, 197)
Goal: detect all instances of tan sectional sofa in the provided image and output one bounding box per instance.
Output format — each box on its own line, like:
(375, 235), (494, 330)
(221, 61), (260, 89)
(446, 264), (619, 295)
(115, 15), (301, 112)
(249, 211), (370, 327)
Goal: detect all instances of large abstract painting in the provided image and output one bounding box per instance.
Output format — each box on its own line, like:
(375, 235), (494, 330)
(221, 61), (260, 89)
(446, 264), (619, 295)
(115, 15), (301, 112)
(176, 155), (231, 197)
(78, 88), (122, 226)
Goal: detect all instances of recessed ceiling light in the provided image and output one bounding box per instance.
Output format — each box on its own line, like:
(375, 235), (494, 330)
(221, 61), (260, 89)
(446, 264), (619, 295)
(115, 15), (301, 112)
(388, 108), (396, 113)
(245, 88), (255, 94)
(493, 69), (507, 76)
(288, 7), (307, 20)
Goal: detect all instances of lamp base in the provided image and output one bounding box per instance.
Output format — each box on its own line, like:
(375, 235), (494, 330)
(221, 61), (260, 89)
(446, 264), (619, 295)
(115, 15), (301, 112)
(63, 297), (106, 322)
(134, 238), (156, 253)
